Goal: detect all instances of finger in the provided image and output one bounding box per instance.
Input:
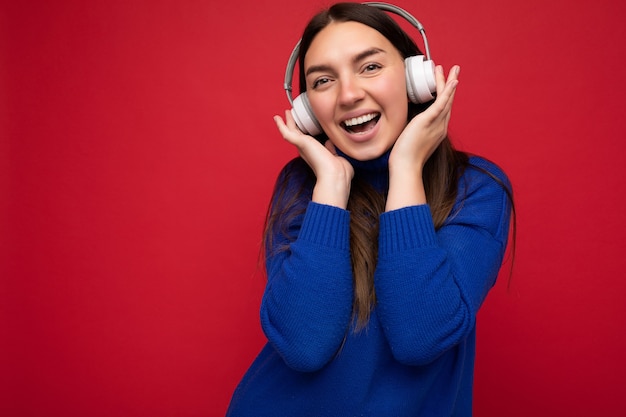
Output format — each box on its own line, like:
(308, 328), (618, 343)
(441, 66), (460, 99)
(442, 76), (459, 116)
(441, 66), (460, 106)
(435, 65), (446, 97)
(273, 113), (285, 127)
(427, 65), (458, 111)
(283, 109), (296, 129)
(434, 71), (459, 117)
(447, 65), (460, 83)
(273, 114), (287, 135)
(274, 114), (301, 145)
(424, 81), (457, 125)
(442, 81), (459, 129)
(284, 109), (307, 135)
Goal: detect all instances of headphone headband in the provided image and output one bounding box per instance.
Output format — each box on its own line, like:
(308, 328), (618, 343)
(283, 2), (432, 105)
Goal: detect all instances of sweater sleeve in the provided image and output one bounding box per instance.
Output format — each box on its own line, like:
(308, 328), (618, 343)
(374, 158), (512, 366)
(260, 202), (354, 372)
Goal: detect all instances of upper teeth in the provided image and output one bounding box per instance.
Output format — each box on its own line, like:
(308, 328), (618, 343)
(344, 113), (377, 127)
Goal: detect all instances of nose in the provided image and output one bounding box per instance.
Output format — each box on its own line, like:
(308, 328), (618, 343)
(337, 75), (365, 107)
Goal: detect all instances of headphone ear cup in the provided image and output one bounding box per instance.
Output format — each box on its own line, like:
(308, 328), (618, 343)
(405, 56), (436, 103)
(291, 93), (322, 136)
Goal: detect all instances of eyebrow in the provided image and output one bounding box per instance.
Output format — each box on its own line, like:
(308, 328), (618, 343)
(305, 47), (386, 77)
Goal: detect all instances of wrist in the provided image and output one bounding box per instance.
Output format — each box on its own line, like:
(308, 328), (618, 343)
(388, 159), (423, 182)
(386, 169), (426, 211)
(312, 178), (351, 209)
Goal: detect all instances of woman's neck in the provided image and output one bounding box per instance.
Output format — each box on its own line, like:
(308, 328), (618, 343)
(335, 146), (391, 192)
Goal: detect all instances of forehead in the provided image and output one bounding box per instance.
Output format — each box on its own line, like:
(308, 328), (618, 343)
(304, 21), (397, 68)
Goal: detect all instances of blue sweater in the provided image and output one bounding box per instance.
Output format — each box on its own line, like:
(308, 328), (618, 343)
(227, 152), (512, 417)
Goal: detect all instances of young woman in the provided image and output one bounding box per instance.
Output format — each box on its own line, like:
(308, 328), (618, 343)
(227, 3), (513, 416)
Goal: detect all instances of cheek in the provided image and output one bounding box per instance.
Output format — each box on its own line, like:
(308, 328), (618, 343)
(308, 93), (334, 126)
(370, 70), (408, 117)
(379, 74), (409, 137)
(379, 85), (408, 124)
(380, 70), (409, 105)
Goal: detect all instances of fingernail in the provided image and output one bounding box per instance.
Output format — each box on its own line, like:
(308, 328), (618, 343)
(455, 66), (461, 76)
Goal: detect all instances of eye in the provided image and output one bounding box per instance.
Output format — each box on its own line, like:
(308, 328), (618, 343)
(363, 63), (382, 73)
(312, 77), (332, 89)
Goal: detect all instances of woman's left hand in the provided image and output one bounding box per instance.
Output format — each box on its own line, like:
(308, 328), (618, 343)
(388, 65), (460, 174)
(385, 65), (459, 211)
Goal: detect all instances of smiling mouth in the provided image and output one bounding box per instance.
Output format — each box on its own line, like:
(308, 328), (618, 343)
(341, 113), (380, 134)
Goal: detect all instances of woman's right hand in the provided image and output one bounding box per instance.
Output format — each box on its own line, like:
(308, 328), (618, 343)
(274, 110), (354, 209)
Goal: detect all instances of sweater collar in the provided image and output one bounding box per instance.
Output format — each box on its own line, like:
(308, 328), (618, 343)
(335, 146), (390, 190)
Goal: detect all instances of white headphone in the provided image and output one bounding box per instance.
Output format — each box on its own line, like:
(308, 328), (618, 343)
(283, 2), (437, 136)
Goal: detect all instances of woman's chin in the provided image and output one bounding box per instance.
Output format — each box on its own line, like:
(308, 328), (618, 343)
(339, 143), (391, 162)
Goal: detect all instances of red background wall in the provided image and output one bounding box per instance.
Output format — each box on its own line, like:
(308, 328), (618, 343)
(2, 0), (625, 416)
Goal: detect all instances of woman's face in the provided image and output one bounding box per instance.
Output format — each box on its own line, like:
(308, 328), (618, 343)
(304, 21), (409, 161)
